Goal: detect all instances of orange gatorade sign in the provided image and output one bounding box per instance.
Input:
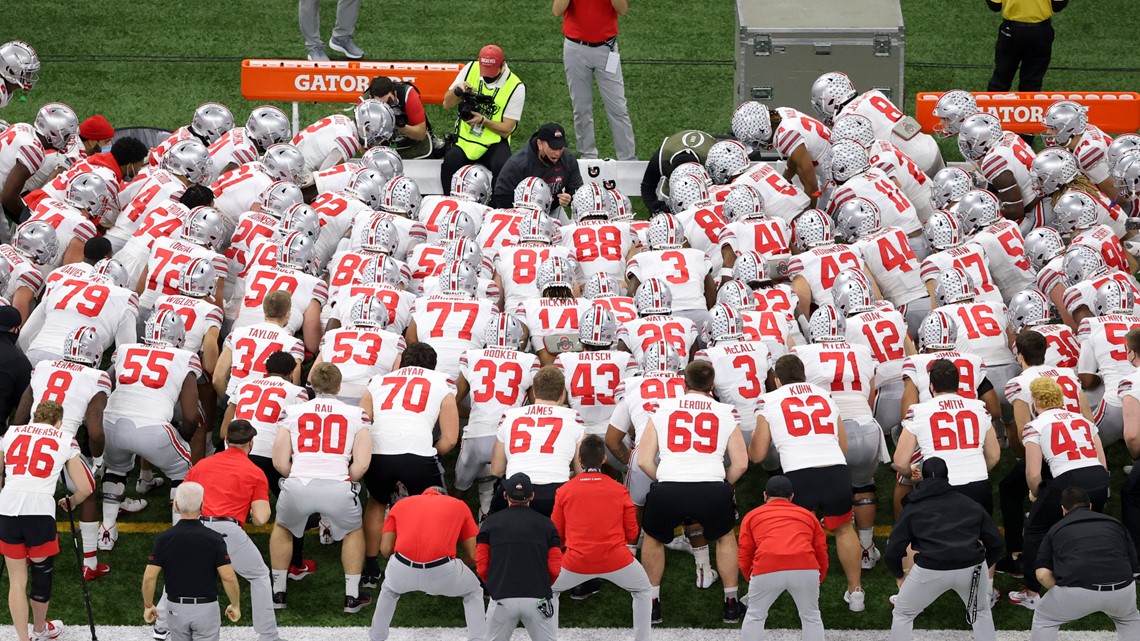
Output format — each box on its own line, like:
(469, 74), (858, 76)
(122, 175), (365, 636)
(916, 92), (1140, 135)
(241, 59), (465, 104)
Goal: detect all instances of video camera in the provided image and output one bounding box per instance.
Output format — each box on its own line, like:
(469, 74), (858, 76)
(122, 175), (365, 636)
(453, 87), (496, 122)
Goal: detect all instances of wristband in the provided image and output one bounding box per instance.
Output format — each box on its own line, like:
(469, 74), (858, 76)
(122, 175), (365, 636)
(810, 190), (822, 199)
(718, 268), (734, 279)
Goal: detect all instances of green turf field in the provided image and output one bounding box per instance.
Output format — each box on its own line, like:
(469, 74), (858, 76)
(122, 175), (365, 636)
(4, 0), (1140, 633)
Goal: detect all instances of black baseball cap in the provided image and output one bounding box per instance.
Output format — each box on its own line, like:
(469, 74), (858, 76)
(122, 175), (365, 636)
(0, 306), (21, 332)
(504, 473), (534, 501)
(922, 457), (949, 480)
(765, 475), (794, 498)
(536, 123), (566, 149)
(226, 420), (258, 446)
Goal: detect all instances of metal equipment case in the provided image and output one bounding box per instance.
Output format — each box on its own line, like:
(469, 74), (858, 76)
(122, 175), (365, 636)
(735, 0), (906, 116)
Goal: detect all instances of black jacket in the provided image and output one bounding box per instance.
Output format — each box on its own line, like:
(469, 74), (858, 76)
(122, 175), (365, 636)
(0, 332), (31, 434)
(491, 132), (582, 210)
(885, 478), (1004, 578)
(1038, 508), (1140, 588)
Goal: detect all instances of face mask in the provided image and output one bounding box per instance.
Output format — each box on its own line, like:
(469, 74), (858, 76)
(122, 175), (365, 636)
(482, 75), (500, 84)
(0, 84), (10, 109)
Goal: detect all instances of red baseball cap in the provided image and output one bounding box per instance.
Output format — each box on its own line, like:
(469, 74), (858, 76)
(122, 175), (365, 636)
(479, 44), (504, 77)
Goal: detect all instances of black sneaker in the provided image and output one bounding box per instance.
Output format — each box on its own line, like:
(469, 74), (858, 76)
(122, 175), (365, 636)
(344, 593), (373, 614)
(272, 592), (287, 610)
(570, 578), (603, 600)
(361, 571), (381, 590)
(651, 598), (662, 625)
(723, 597), (744, 624)
(995, 555), (1023, 578)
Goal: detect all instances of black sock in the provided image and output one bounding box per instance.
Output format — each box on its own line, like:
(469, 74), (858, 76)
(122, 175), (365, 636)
(365, 555), (380, 576)
(291, 536), (304, 567)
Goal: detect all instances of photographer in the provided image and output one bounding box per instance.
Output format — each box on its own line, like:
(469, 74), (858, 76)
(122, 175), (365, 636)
(441, 44), (526, 194)
(366, 76), (434, 160)
(492, 123), (582, 214)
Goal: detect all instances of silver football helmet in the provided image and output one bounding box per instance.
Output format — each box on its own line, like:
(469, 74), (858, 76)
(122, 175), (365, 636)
(930, 167), (973, 210)
(1029, 147), (1079, 197)
(361, 146), (405, 185)
(190, 103), (234, 145)
(261, 144), (307, 185)
(1024, 227), (1066, 271)
(1107, 134), (1140, 171)
(62, 326), (101, 367)
(33, 103), (79, 152)
(347, 167), (386, 209)
(513, 177), (553, 212)
(180, 206), (225, 249)
(808, 304), (846, 343)
(162, 139), (212, 185)
(932, 90), (978, 138)
(810, 72), (857, 125)
(705, 140), (751, 185)
(92, 258), (130, 289)
(956, 114), (1004, 163)
(606, 188), (633, 222)
(792, 209), (833, 251)
(361, 253), (406, 287)
(705, 303), (745, 345)
(722, 184), (765, 222)
(1042, 100), (1088, 147)
(731, 101), (773, 149)
(829, 139), (870, 183)
(1094, 279), (1135, 317)
(917, 310), (959, 352)
(957, 190), (1001, 235)
(579, 305), (617, 348)
(570, 182), (614, 220)
(0, 41), (40, 91)
(349, 295), (390, 329)
(716, 279), (756, 312)
(14, 220), (58, 266)
(834, 197), (881, 242)
(443, 236), (482, 271)
(1053, 191), (1100, 234)
(142, 309), (187, 349)
(538, 256), (574, 294)
(1061, 244), (1108, 286)
(450, 164), (493, 204)
(672, 161), (712, 186)
(277, 230), (316, 271)
(439, 260), (478, 297)
(833, 270), (876, 316)
(178, 257), (218, 298)
(732, 251), (771, 285)
(440, 209), (480, 244)
(258, 181), (304, 218)
(585, 274), (622, 300)
(667, 171), (712, 213)
(831, 114), (875, 149)
(1112, 151), (1140, 197)
(642, 340), (684, 374)
(1006, 289), (1052, 332)
(245, 106), (291, 151)
(355, 99), (396, 148)
(518, 208), (555, 244)
(279, 203), (320, 241)
(485, 312), (526, 350)
(923, 210), (963, 251)
(361, 215), (400, 255)
(381, 176), (422, 216)
(646, 213), (684, 250)
(934, 267), (976, 306)
(634, 278), (672, 316)
(65, 171), (116, 221)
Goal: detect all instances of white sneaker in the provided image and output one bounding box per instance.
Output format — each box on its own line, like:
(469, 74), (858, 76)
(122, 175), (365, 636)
(665, 534), (692, 553)
(318, 517), (334, 545)
(695, 565), (719, 589)
(1008, 589), (1039, 610)
(860, 545), (880, 570)
(990, 587), (1000, 609)
(118, 497), (148, 514)
(97, 525), (118, 551)
(30, 620), (64, 641)
(844, 589), (866, 612)
(136, 476), (167, 495)
(889, 594), (898, 607)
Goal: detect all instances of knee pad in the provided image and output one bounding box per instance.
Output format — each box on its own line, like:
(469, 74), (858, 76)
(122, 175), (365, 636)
(102, 474), (127, 503)
(30, 558), (53, 603)
(853, 497), (876, 507)
(853, 485), (877, 497)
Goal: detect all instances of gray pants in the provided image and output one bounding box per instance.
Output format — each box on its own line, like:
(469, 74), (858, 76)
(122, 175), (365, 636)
(299, 0), (359, 48)
(369, 557), (487, 641)
(563, 38), (636, 161)
(844, 417), (885, 488)
(900, 296), (932, 341)
(890, 563), (995, 641)
(1097, 402), (1125, 447)
(204, 520), (277, 641)
(1031, 583), (1140, 641)
(487, 597), (557, 641)
(552, 562), (651, 641)
(167, 601), (220, 641)
(874, 379), (906, 442)
(742, 569), (823, 641)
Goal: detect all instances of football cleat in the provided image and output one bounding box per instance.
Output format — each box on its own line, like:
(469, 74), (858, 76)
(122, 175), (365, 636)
(844, 589), (866, 612)
(118, 498), (148, 515)
(272, 592), (287, 610)
(29, 620), (64, 641)
(319, 517), (334, 545)
(344, 593), (373, 614)
(696, 566), (719, 589)
(289, 559), (317, 580)
(97, 525), (118, 551)
(82, 563), (111, 582)
(1008, 589), (1038, 610)
(723, 598), (745, 624)
(860, 545), (881, 570)
(136, 475), (167, 495)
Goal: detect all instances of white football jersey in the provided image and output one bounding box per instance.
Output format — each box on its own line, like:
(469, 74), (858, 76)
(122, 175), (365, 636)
(39, 154), (121, 203)
(291, 115), (361, 174)
(1022, 409), (1103, 477)
(648, 393), (739, 482)
(838, 90), (938, 169)
(626, 248), (710, 313)
(555, 350), (638, 434)
(140, 237), (228, 309)
(406, 243), (448, 293)
(223, 322), (305, 396)
(367, 367), (454, 456)
(498, 404), (585, 485)
(515, 297), (592, 352)
(331, 286), (416, 334)
(418, 273), (500, 302)
(327, 249), (412, 306)
(740, 309), (793, 359)
(417, 195), (489, 243)
(903, 394), (992, 485)
(941, 300), (1014, 366)
(786, 243), (867, 308)
(0, 124), (46, 186)
(224, 210), (279, 276)
(672, 203), (729, 272)
(977, 133), (1036, 209)
(772, 107), (833, 188)
(618, 315), (698, 362)
(730, 163), (811, 223)
(1032, 323), (1080, 368)
(1005, 365), (1082, 413)
(28, 199), (97, 268)
(348, 211), (430, 263)
(116, 201), (192, 285)
(495, 244), (578, 310)
(207, 127), (258, 179)
(312, 161), (359, 194)
(920, 245), (1003, 304)
(0, 423), (80, 517)
(26, 278), (139, 357)
(147, 126), (196, 167)
(235, 265), (329, 333)
(902, 351), (988, 402)
(111, 169), (186, 244)
(105, 345), (202, 425)
(1072, 224), (1131, 274)
(409, 295), (497, 380)
(792, 342), (877, 421)
(560, 219), (636, 282)
(758, 382), (846, 472)
(852, 226), (925, 306)
(477, 209), (524, 260)
(210, 163), (275, 223)
(1077, 314), (1140, 407)
(154, 294), (223, 355)
(281, 396), (370, 480)
(1073, 125), (1113, 185)
(723, 217), (791, 261)
(828, 167), (921, 234)
(459, 348), (540, 438)
(232, 376), (310, 459)
(1062, 271), (1140, 318)
(311, 191), (372, 263)
(752, 284), (798, 319)
(868, 140), (934, 223)
(694, 340), (772, 429)
(591, 296), (638, 324)
(318, 327), (405, 396)
(0, 244), (46, 299)
(44, 263), (93, 296)
(29, 360), (113, 436)
(609, 373), (687, 445)
(843, 307), (909, 383)
(969, 221), (1034, 301)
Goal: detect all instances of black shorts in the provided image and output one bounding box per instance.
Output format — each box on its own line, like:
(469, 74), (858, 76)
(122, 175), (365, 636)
(0, 515), (59, 559)
(488, 481), (561, 517)
(642, 481), (736, 544)
(951, 479), (994, 515)
(785, 465), (855, 530)
(250, 454), (284, 496)
(362, 453), (444, 505)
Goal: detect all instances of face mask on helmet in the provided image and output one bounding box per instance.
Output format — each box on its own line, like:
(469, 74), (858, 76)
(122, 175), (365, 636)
(1061, 243), (1107, 286)
(1029, 148), (1079, 197)
(34, 102), (79, 152)
(258, 181), (304, 218)
(162, 139), (213, 185)
(1053, 191), (1100, 234)
(832, 271), (876, 317)
(362, 147), (405, 185)
(1023, 227), (1065, 271)
(279, 203), (321, 241)
(14, 220), (59, 266)
(261, 144), (307, 185)
(666, 172), (711, 214)
(93, 258), (130, 289)
(930, 167), (973, 210)
(191, 103), (235, 145)
(721, 184), (764, 222)
(956, 114), (1003, 163)
(246, 106), (291, 151)
(810, 72), (856, 125)
(1005, 289), (1052, 333)
(277, 231), (316, 271)
(834, 198), (881, 243)
(705, 140), (750, 185)
(792, 209), (833, 251)
(355, 99), (397, 148)
(932, 90), (979, 138)
(180, 206), (225, 250)
(956, 190), (1000, 236)
(63, 326), (101, 366)
(1041, 100), (1088, 147)
(1113, 151), (1140, 197)
(1107, 135), (1140, 172)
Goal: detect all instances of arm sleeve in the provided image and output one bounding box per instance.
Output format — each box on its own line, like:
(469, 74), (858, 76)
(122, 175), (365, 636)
(491, 155), (524, 209)
(640, 150), (666, 214)
(979, 511), (1005, 567)
(214, 536), (232, 568)
(403, 88), (426, 126)
(551, 494), (567, 546)
(547, 526), (563, 583)
(884, 512), (912, 579)
(475, 542), (490, 582)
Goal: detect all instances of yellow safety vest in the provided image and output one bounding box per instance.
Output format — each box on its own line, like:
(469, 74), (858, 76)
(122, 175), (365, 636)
(455, 63), (522, 160)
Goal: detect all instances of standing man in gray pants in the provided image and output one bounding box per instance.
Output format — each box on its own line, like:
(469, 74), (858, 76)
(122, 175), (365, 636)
(886, 458), (1004, 641)
(1031, 486), (1140, 641)
(299, 0), (363, 61)
(553, 0), (636, 160)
